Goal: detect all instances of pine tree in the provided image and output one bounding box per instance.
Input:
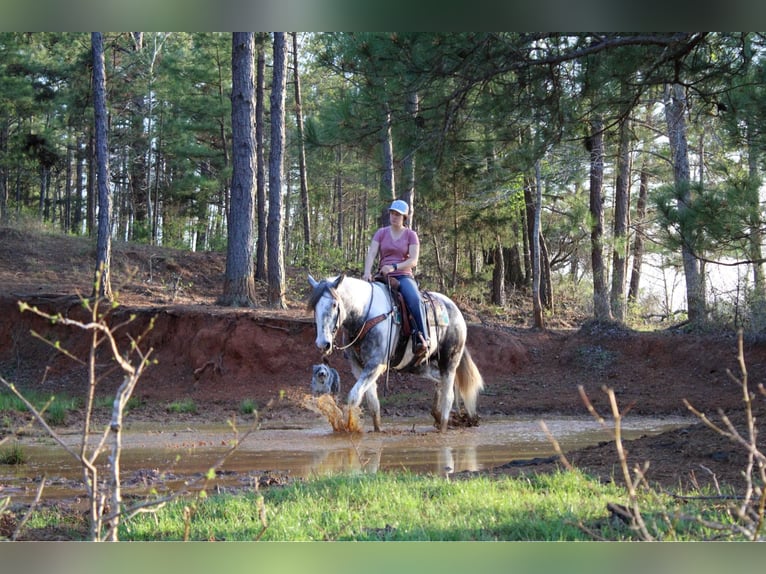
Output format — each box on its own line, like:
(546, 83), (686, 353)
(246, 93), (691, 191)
(220, 32), (256, 307)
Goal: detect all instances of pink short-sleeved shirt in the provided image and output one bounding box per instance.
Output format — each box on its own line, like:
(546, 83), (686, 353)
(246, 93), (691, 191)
(373, 226), (419, 277)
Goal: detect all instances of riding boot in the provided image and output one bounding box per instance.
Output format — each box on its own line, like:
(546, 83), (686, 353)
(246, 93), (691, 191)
(412, 331), (428, 359)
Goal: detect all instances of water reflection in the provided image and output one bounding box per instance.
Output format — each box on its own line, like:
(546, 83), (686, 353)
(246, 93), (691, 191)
(1, 414), (693, 501)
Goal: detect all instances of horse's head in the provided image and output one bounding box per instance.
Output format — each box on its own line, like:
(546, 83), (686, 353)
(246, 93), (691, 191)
(308, 274), (346, 355)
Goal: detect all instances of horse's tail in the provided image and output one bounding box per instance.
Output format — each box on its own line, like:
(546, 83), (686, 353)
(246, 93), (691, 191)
(455, 347), (484, 418)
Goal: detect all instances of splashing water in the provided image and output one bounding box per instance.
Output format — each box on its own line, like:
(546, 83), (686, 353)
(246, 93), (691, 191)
(302, 394), (363, 433)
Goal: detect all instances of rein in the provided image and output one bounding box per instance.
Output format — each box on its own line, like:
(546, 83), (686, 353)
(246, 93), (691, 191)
(326, 282), (392, 352)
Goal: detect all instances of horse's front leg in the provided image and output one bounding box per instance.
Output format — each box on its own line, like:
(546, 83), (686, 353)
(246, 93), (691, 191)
(347, 362), (387, 432)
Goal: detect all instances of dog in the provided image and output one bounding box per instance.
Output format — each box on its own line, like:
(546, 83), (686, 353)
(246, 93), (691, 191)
(310, 364), (341, 396)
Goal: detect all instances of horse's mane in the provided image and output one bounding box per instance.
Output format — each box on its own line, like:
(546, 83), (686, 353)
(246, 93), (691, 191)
(307, 282), (324, 311)
(307, 278), (335, 311)
(307, 273), (355, 311)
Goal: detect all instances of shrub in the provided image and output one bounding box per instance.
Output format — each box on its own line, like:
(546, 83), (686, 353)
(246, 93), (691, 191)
(166, 398), (197, 414)
(0, 442), (26, 465)
(239, 399), (257, 415)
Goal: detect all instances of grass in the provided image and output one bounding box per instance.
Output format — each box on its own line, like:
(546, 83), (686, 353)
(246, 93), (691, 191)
(0, 389), (79, 425)
(239, 398), (257, 415)
(0, 442), (26, 465)
(104, 469), (740, 542)
(0, 389), (140, 426)
(166, 398), (198, 414)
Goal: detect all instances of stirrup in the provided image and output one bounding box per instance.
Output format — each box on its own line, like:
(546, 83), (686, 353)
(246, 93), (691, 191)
(412, 332), (428, 358)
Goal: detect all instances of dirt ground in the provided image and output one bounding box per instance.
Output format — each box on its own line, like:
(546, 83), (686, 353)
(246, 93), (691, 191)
(1, 225), (765, 498)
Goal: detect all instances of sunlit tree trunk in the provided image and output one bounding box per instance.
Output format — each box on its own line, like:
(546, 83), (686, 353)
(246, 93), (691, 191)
(86, 130), (95, 237)
(73, 135), (84, 234)
(292, 33), (311, 263)
(532, 161), (545, 329)
(664, 83), (705, 322)
(379, 104), (395, 226)
(610, 105), (631, 321)
(128, 32), (148, 241)
(255, 35), (267, 282)
(492, 238), (506, 306)
(402, 90), (418, 227)
(64, 138), (72, 232)
(628, 162), (649, 302)
(267, 32), (288, 309)
(746, 126), (765, 292)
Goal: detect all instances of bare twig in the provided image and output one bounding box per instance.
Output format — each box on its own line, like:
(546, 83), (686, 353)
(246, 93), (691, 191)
(578, 385), (605, 424)
(683, 329), (765, 541)
(603, 385), (654, 541)
(11, 476), (46, 541)
(539, 420), (574, 471)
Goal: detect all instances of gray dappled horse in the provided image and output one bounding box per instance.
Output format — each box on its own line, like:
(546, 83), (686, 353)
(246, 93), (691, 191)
(308, 273), (484, 432)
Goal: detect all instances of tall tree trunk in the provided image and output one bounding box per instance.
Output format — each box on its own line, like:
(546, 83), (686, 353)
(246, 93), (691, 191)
(610, 107), (631, 321)
(220, 32), (256, 307)
(73, 135), (84, 233)
(539, 233), (553, 311)
(628, 162), (649, 302)
(0, 119), (7, 222)
(216, 51), (231, 246)
(91, 32), (113, 301)
(746, 126), (765, 293)
(532, 161), (545, 329)
(87, 130), (95, 237)
(450, 182), (459, 289)
(589, 117), (611, 321)
(402, 90), (418, 227)
(128, 32), (148, 240)
(254, 35), (267, 281)
(38, 166), (47, 221)
(334, 146), (343, 248)
(505, 245), (524, 290)
(379, 104), (395, 226)
(64, 139), (72, 232)
(664, 83), (705, 322)
(267, 32), (288, 309)
(292, 33), (311, 263)
(520, 198), (531, 286)
(492, 238), (506, 306)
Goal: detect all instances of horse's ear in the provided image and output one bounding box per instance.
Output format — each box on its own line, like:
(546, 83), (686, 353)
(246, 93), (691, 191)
(308, 274), (319, 288)
(332, 273), (345, 289)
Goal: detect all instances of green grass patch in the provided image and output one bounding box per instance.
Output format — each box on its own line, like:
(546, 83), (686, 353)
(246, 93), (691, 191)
(0, 389), (79, 425)
(166, 398), (197, 414)
(114, 469), (739, 542)
(0, 442), (26, 465)
(238, 398), (257, 415)
(15, 468), (751, 541)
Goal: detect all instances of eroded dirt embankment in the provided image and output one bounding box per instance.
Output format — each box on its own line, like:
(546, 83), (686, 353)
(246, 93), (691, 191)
(0, 295), (529, 411)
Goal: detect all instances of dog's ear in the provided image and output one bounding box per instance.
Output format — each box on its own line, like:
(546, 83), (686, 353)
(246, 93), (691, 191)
(312, 364), (320, 374)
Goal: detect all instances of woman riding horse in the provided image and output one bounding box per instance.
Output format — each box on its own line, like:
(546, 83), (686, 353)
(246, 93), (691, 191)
(362, 199), (429, 360)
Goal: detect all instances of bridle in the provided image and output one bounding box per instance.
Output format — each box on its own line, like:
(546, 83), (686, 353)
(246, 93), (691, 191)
(320, 281), (392, 354)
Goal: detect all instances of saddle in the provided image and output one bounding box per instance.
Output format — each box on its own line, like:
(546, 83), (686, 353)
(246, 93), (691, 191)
(374, 275), (449, 368)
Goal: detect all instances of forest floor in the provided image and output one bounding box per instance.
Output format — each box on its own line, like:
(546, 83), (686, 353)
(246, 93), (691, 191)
(1, 224), (765, 514)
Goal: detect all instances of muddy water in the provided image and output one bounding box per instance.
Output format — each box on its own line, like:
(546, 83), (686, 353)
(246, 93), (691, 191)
(1, 414), (692, 502)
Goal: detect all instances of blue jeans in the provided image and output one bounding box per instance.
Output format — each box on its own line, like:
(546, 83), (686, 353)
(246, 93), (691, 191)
(396, 276), (427, 338)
